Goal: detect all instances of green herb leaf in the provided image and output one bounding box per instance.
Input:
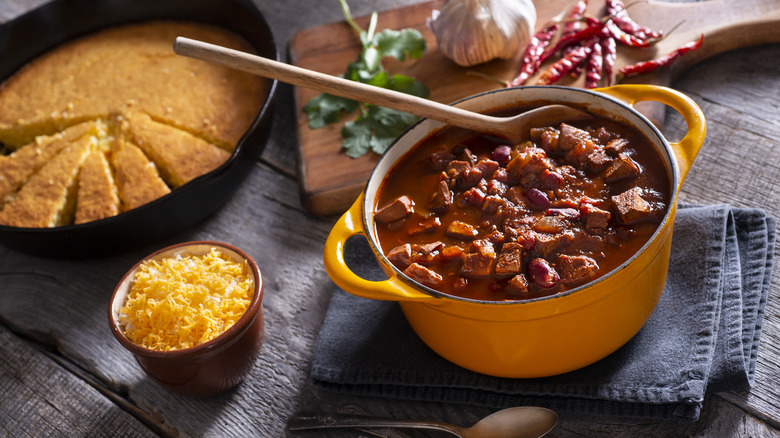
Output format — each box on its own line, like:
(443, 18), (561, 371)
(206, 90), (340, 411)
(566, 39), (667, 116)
(302, 93), (358, 129)
(341, 106), (418, 157)
(373, 28), (427, 61)
(303, 0), (429, 158)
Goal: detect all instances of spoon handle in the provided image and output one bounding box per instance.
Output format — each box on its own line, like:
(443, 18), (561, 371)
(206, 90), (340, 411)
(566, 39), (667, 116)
(173, 37), (501, 134)
(288, 414), (465, 437)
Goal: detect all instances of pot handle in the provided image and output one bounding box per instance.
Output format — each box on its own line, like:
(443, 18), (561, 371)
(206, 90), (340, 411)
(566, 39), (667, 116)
(323, 193), (438, 303)
(594, 84), (706, 186)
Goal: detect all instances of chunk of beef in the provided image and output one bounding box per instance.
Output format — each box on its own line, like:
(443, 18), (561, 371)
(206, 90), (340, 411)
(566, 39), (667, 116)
(440, 245), (464, 263)
(557, 254), (599, 286)
(407, 215), (442, 236)
(460, 239), (496, 277)
(446, 220), (479, 239)
(461, 186), (486, 207)
(445, 160), (471, 183)
(404, 263), (443, 288)
(411, 241), (444, 266)
(534, 230), (573, 257)
(558, 123), (595, 152)
(533, 215), (566, 233)
(387, 244), (412, 267)
(506, 274), (530, 295)
(604, 137), (628, 156)
(472, 158), (500, 180)
(427, 146), (454, 171)
(428, 180), (452, 213)
(495, 242), (524, 275)
(611, 187), (652, 224)
(537, 128), (560, 154)
(375, 195), (414, 224)
(506, 147), (552, 183)
(603, 153), (640, 182)
(482, 195), (509, 215)
(487, 179), (508, 196)
(580, 203), (611, 232)
(586, 148), (613, 172)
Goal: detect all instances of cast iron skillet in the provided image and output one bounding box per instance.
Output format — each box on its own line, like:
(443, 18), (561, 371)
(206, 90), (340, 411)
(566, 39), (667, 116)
(0, 0), (278, 258)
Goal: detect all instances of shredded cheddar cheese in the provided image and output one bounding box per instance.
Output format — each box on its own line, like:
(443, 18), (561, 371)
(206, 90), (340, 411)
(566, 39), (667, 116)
(119, 248), (254, 351)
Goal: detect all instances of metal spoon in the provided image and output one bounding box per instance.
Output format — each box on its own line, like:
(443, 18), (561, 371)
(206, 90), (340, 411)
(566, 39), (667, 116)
(173, 37), (590, 144)
(287, 406), (558, 438)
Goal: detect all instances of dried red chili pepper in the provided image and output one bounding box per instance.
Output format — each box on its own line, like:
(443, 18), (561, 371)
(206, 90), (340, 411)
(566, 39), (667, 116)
(618, 34), (704, 79)
(538, 16), (603, 65)
(561, 0), (589, 39)
(600, 35), (617, 86)
(606, 0), (663, 40)
(605, 19), (662, 48)
(585, 38), (603, 89)
(537, 38), (597, 85)
(508, 21), (561, 87)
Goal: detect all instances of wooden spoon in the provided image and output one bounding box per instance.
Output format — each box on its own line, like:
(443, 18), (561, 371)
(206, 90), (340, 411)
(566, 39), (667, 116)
(173, 37), (590, 144)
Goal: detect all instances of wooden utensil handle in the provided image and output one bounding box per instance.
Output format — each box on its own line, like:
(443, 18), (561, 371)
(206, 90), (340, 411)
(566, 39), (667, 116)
(173, 37), (501, 133)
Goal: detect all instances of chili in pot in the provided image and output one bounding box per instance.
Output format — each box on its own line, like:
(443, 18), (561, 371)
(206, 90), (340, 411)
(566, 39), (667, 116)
(373, 110), (671, 301)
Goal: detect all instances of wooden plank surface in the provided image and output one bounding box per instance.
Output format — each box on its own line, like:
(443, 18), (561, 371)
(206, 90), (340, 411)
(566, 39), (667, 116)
(1, 0), (779, 437)
(290, 0), (780, 216)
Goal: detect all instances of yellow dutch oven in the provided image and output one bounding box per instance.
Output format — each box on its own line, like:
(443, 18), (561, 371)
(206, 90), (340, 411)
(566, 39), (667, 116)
(324, 84), (705, 378)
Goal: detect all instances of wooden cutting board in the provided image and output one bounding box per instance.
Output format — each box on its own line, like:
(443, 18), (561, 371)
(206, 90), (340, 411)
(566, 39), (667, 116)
(290, 0), (780, 216)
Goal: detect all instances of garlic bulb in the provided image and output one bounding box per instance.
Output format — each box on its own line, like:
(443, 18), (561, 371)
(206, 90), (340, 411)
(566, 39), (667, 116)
(429, 0), (536, 67)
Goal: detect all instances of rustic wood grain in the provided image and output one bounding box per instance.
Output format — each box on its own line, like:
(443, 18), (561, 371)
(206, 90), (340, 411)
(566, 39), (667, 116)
(290, 0), (780, 216)
(0, 0), (779, 437)
(0, 326), (158, 437)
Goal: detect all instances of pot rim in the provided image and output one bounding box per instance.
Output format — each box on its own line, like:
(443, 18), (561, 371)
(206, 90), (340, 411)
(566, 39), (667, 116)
(361, 85), (680, 306)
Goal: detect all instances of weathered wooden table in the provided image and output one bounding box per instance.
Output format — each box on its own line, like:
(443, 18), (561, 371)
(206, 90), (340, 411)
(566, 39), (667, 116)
(1, 0), (778, 436)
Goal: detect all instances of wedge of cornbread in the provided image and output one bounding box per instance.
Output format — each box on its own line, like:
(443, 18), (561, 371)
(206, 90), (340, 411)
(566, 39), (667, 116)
(0, 21), (266, 150)
(111, 136), (171, 211)
(119, 111), (230, 188)
(74, 150), (120, 224)
(0, 120), (103, 206)
(0, 135), (93, 227)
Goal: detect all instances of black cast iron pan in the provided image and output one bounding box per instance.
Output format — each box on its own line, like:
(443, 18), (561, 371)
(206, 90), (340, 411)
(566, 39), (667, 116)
(0, 0), (278, 258)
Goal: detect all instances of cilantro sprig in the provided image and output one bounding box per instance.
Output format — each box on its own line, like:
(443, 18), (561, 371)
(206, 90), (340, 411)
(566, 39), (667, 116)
(303, 0), (429, 158)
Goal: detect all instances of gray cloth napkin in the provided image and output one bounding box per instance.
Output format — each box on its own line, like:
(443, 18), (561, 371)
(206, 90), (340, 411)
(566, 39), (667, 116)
(310, 204), (775, 421)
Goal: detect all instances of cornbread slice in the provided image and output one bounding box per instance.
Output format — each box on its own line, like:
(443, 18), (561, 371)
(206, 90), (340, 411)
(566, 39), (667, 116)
(0, 135), (93, 227)
(0, 21), (267, 149)
(112, 136), (171, 211)
(74, 150), (119, 224)
(120, 111), (230, 188)
(0, 120), (102, 206)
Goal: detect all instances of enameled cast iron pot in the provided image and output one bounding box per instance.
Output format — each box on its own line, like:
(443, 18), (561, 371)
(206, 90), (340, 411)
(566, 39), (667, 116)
(324, 84), (706, 378)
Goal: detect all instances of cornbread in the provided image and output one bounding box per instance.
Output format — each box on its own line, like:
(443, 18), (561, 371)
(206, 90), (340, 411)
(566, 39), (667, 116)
(0, 20), (267, 228)
(0, 21), (266, 149)
(118, 248), (254, 351)
(0, 120), (101, 206)
(119, 111), (230, 188)
(111, 137), (171, 211)
(74, 151), (120, 224)
(0, 135), (93, 227)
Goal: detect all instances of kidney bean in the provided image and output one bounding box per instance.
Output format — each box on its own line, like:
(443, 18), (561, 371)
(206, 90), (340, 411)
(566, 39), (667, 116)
(491, 145), (512, 164)
(526, 188), (551, 209)
(527, 258), (560, 289)
(546, 208), (580, 220)
(540, 169), (564, 188)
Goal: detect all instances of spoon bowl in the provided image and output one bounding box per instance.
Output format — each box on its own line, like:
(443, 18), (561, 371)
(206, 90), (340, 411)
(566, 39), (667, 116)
(287, 406), (558, 438)
(173, 37), (590, 144)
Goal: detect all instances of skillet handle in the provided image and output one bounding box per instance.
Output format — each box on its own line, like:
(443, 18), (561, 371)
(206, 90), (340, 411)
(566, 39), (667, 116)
(594, 84), (706, 187)
(323, 193), (437, 303)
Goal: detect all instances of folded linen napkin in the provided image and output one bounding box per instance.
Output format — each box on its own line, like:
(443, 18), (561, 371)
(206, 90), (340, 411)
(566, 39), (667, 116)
(310, 204), (775, 421)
